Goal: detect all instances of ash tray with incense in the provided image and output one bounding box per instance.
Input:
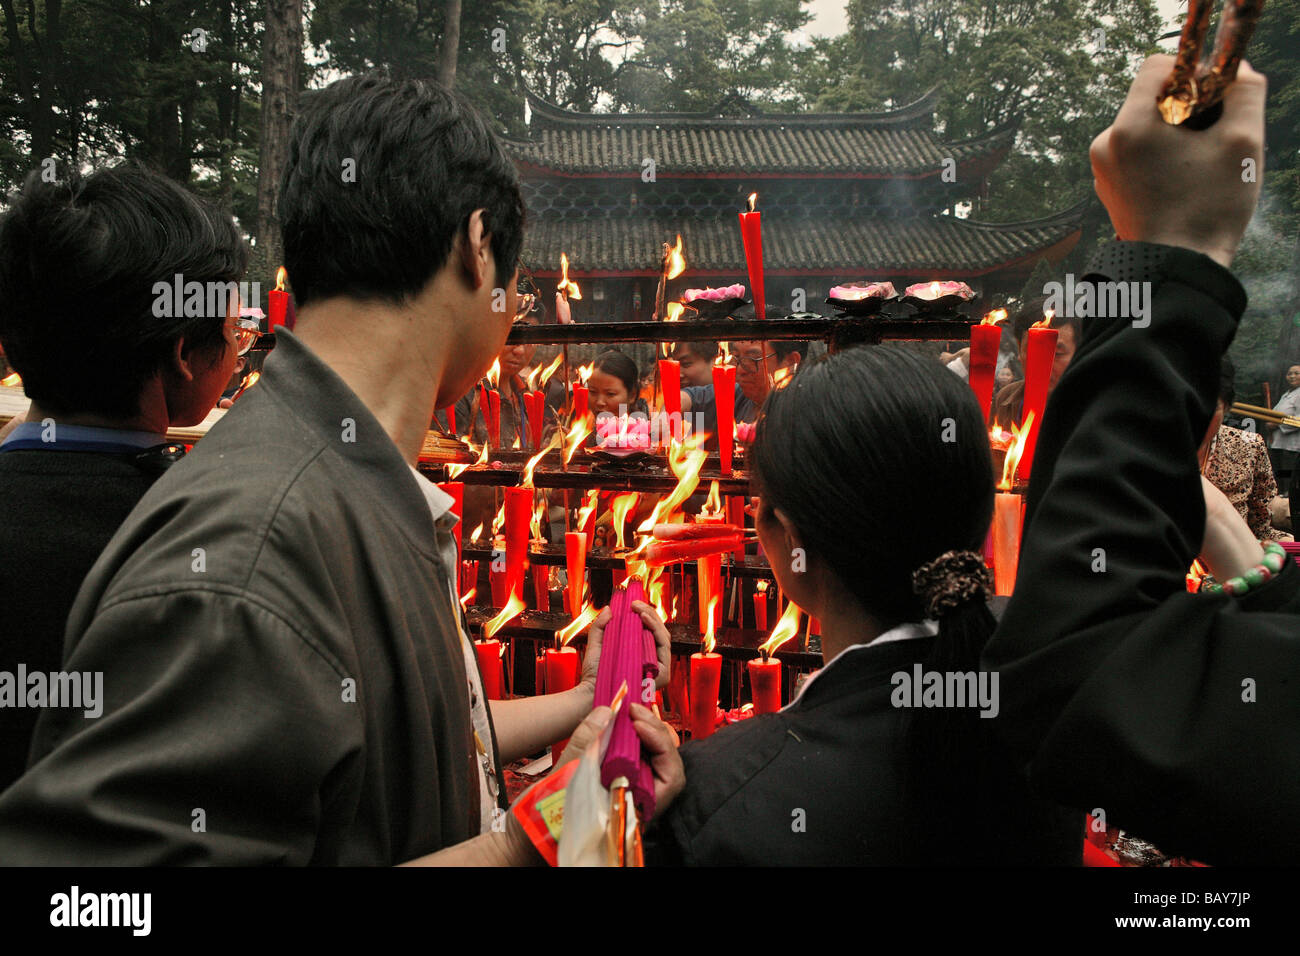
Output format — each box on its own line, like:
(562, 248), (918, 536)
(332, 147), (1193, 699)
(826, 281), (898, 316)
(902, 281), (976, 316)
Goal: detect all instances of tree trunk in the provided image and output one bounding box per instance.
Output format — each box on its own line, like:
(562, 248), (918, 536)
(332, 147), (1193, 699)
(255, 0), (304, 273)
(437, 0), (462, 87)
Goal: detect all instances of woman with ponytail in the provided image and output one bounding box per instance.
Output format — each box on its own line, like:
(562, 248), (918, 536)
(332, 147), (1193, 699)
(644, 345), (1079, 865)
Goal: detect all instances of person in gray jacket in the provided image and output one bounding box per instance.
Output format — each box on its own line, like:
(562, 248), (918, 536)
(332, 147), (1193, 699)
(0, 74), (674, 865)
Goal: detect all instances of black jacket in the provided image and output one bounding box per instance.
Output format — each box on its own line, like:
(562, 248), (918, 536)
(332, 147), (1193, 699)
(646, 626), (1080, 866)
(0, 330), (494, 864)
(983, 243), (1300, 865)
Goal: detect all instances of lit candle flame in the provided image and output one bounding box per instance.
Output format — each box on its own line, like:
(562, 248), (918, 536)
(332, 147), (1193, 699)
(232, 370), (261, 400)
(530, 496), (546, 541)
(703, 594), (720, 654)
(665, 235), (686, 281)
(1032, 309), (1054, 330)
(558, 253), (582, 301)
(998, 411), (1035, 491)
(664, 302), (684, 322)
(746, 192), (757, 213)
(275, 266), (287, 292)
(447, 440), (488, 481)
(563, 416), (592, 466)
(459, 586), (477, 610)
(1, 372), (22, 387)
(556, 600), (599, 646)
(491, 500), (507, 539)
(483, 590), (526, 638)
(929, 281), (941, 298)
(487, 358), (501, 389)
(576, 489), (600, 532)
(522, 430), (563, 489)
(528, 353), (564, 393)
(469, 522), (485, 543)
(636, 437), (707, 532)
(577, 361), (595, 386)
(981, 308), (1008, 326)
(759, 598), (803, 656)
(715, 341), (731, 367)
(703, 479), (723, 516)
(610, 492), (640, 550)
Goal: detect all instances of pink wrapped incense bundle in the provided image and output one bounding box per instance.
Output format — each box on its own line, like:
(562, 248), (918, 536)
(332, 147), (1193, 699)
(593, 580), (659, 819)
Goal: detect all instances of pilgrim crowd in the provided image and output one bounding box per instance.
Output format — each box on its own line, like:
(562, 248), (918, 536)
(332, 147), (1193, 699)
(0, 55), (1296, 866)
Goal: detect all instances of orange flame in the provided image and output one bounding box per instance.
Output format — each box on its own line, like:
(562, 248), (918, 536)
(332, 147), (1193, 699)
(558, 253), (582, 301)
(636, 437), (708, 532)
(772, 365), (792, 388)
(459, 586), (477, 610)
(491, 499), (507, 538)
(563, 415), (592, 466)
(703, 594), (720, 654)
(610, 492), (640, 550)
(483, 589), (526, 638)
(487, 358), (502, 389)
(576, 489), (600, 532)
(1032, 309), (1054, 330)
(530, 496), (546, 541)
(715, 341), (732, 367)
(275, 266), (287, 292)
(646, 565), (669, 619)
(746, 192), (757, 213)
(577, 361), (595, 386)
(557, 600), (599, 646)
(665, 235), (686, 280)
(1, 372), (22, 387)
(469, 521), (485, 543)
(232, 370), (261, 400)
(703, 479), (723, 516)
(527, 353), (564, 392)
(512, 434), (521, 450)
(449, 441), (490, 481)
(759, 598), (803, 656)
(522, 430), (563, 489)
(929, 281), (941, 298)
(998, 411), (1035, 491)
(982, 308), (1008, 326)
(664, 302), (684, 322)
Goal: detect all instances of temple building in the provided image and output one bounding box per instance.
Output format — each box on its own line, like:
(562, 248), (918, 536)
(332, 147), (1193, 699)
(505, 88), (1084, 321)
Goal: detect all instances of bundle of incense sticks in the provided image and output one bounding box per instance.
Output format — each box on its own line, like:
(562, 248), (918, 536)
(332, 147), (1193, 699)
(593, 579), (659, 820)
(1231, 402), (1300, 429)
(644, 522), (750, 567)
(1157, 0), (1267, 128)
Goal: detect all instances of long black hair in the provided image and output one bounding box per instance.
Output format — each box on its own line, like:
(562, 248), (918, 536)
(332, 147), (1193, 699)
(749, 345), (998, 833)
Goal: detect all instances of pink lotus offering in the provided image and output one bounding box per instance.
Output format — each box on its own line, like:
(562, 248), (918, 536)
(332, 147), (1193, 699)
(682, 284), (746, 303)
(595, 413), (652, 452)
(735, 421), (756, 444)
(904, 280), (975, 301)
(828, 281), (896, 301)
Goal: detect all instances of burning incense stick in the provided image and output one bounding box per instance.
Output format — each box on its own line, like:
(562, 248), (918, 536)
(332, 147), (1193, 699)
(1158, 0), (1267, 128)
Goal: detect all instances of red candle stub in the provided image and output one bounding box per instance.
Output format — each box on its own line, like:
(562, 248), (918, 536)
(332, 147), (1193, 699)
(504, 487), (532, 602)
(268, 266), (289, 330)
(1019, 317), (1058, 481)
(544, 646), (580, 695)
(748, 654), (781, 715)
(688, 652), (722, 739)
(475, 639), (504, 700)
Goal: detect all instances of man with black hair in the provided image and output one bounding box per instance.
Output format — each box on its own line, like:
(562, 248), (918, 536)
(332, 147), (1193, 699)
(0, 164), (248, 790)
(0, 74), (674, 865)
(680, 337), (805, 452)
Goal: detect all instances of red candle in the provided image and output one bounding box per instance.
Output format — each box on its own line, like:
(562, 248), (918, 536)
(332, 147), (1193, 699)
(487, 389), (502, 448)
(753, 580), (769, 631)
(268, 267), (289, 330)
(727, 496), (746, 560)
(478, 384), (491, 441)
(573, 384), (588, 429)
(712, 363), (736, 475)
(444, 404), (457, 435)
(504, 487), (532, 602)
(532, 561), (549, 611)
(544, 646), (580, 694)
(738, 193), (765, 322)
(695, 509), (724, 635)
(748, 652), (781, 715)
(521, 392), (536, 449)
(969, 310), (1006, 421)
(530, 390), (545, 449)
(535, 652), (546, 695)
(565, 531), (588, 618)
(475, 639), (504, 700)
(1019, 317), (1058, 481)
(992, 492), (1022, 596)
(688, 651), (721, 740)
(659, 359), (682, 443)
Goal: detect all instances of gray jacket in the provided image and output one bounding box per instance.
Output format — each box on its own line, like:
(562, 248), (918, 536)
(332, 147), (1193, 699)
(0, 330), (495, 864)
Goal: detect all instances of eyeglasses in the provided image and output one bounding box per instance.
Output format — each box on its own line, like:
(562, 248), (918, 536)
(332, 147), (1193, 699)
(735, 352), (777, 373)
(231, 319), (261, 356)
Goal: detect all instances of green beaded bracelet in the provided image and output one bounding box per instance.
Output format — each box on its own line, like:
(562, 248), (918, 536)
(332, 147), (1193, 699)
(1201, 542), (1288, 596)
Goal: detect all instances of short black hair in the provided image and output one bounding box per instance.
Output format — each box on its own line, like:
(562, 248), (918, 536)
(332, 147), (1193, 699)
(280, 73), (525, 307)
(672, 340), (718, 363)
(0, 163), (246, 419)
(772, 340), (807, 364)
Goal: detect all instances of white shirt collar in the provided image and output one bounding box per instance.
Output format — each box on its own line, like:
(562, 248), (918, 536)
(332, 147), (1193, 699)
(407, 465), (458, 525)
(785, 619), (938, 709)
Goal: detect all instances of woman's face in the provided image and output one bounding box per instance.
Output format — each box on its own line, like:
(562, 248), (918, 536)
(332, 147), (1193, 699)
(588, 368), (631, 414)
(995, 366), (1015, 388)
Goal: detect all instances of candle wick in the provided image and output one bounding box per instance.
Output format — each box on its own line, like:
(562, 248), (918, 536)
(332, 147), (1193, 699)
(761, 647), (770, 662)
